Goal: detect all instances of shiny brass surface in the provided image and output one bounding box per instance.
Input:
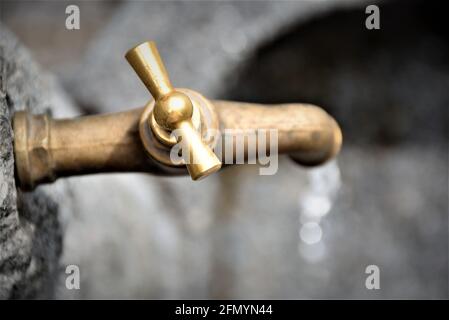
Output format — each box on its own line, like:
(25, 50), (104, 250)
(125, 41), (172, 100)
(149, 98), (202, 147)
(126, 41), (221, 180)
(139, 88), (220, 169)
(12, 40), (342, 190)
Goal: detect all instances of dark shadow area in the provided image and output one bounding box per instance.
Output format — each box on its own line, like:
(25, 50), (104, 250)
(225, 0), (448, 147)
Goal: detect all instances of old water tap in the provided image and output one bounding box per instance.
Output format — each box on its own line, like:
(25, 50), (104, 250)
(13, 41), (342, 190)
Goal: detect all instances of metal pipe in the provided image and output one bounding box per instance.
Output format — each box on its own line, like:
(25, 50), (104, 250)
(13, 100), (342, 190)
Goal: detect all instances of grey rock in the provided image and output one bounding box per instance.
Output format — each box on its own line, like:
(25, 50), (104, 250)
(0, 25), (77, 299)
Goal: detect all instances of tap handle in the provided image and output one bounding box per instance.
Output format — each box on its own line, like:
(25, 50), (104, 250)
(125, 41), (173, 100)
(125, 41), (221, 180)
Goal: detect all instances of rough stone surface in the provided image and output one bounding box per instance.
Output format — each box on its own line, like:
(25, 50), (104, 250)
(0, 26), (78, 299)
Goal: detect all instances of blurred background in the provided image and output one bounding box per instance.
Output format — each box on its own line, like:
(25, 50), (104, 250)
(0, 0), (447, 299)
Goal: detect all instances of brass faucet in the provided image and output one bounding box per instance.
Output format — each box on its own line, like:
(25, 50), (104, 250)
(13, 41), (342, 190)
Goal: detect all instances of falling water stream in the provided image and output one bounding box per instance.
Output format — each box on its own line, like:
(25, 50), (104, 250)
(297, 160), (341, 262)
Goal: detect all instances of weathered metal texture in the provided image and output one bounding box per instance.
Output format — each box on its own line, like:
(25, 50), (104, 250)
(215, 101), (342, 165)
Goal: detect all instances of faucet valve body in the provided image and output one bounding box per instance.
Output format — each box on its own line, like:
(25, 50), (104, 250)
(125, 41), (221, 180)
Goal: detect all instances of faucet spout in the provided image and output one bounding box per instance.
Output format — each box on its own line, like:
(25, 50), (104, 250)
(214, 100), (342, 167)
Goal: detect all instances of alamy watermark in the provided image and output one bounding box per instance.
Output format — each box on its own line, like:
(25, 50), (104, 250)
(65, 264), (80, 290)
(169, 128), (279, 176)
(365, 5), (380, 30)
(65, 5), (80, 30)
(365, 264), (380, 290)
